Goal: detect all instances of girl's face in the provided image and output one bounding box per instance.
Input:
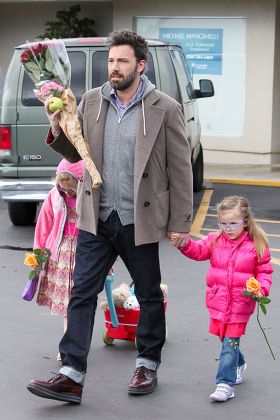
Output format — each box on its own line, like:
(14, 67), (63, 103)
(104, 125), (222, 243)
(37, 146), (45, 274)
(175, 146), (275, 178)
(57, 179), (77, 197)
(218, 208), (246, 240)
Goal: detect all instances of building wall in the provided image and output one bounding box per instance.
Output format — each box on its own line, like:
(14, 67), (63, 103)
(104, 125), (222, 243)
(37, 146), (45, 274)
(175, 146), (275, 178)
(0, 1), (113, 74)
(0, 0), (279, 164)
(113, 0), (279, 164)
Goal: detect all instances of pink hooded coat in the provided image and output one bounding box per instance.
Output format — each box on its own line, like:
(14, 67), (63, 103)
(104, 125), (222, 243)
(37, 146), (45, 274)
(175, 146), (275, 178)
(34, 159), (85, 261)
(180, 231), (273, 324)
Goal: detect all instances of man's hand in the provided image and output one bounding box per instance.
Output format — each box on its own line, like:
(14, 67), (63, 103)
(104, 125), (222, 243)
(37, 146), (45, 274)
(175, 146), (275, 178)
(168, 231), (189, 248)
(45, 97), (62, 135)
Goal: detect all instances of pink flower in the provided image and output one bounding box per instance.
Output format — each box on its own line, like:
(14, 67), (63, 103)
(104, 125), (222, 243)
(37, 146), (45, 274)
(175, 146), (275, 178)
(35, 81), (64, 100)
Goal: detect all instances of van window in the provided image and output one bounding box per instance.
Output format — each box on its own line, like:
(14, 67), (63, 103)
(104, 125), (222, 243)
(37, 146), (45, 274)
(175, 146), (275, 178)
(21, 51), (86, 106)
(92, 51), (156, 88)
(156, 48), (180, 102)
(170, 49), (195, 101)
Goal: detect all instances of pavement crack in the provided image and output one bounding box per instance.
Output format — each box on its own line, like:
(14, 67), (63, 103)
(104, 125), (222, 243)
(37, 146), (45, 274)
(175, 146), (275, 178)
(0, 245), (33, 251)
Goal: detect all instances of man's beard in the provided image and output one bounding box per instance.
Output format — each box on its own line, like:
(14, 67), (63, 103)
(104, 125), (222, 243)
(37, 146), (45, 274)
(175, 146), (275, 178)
(109, 65), (138, 91)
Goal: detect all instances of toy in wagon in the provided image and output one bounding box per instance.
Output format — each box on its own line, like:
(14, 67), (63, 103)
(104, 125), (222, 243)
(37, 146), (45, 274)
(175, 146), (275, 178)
(100, 274), (168, 345)
(20, 39), (102, 189)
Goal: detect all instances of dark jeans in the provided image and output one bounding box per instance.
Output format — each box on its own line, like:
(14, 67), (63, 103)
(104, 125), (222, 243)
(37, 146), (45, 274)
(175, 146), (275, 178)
(59, 211), (166, 373)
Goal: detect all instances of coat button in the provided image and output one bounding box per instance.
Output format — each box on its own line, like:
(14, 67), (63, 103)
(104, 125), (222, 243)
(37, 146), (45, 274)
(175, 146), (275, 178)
(85, 190), (91, 195)
(142, 172), (148, 178)
(144, 201), (150, 207)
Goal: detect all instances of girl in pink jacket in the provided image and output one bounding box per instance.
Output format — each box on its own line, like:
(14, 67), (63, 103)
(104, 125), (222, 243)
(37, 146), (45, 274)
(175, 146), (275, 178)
(34, 159), (84, 361)
(171, 196), (273, 402)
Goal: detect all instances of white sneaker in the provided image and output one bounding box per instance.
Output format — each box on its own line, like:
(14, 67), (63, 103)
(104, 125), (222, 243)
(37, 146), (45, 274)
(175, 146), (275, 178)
(235, 363), (247, 384)
(209, 383), (235, 401)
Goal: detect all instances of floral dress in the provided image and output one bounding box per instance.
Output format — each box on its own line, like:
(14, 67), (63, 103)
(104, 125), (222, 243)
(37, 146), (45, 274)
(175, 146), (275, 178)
(36, 196), (78, 316)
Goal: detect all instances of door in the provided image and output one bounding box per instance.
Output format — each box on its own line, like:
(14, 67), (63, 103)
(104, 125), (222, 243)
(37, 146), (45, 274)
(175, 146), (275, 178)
(169, 48), (200, 152)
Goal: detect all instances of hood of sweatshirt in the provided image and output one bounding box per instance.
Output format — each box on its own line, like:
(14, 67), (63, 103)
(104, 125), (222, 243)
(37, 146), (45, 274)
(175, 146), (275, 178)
(97, 75), (155, 136)
(56, 159), (85, 181)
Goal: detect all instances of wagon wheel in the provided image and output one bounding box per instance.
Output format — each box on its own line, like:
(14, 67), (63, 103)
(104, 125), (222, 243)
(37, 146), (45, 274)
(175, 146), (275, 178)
(103, 329), (114, 345)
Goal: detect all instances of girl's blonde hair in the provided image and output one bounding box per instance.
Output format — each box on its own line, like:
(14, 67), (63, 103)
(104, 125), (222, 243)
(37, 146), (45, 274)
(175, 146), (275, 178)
(55, 172), (78, 185)
(216, 195), (268, 259)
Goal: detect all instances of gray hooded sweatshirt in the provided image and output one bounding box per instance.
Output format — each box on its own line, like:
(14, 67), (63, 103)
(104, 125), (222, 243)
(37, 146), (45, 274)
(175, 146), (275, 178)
(98, 75), (155, 225)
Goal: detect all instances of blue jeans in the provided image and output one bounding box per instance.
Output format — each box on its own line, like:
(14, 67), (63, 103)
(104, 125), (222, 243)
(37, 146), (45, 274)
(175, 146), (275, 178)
(216, 337), (245, 386)
(59, 211), (166, 382)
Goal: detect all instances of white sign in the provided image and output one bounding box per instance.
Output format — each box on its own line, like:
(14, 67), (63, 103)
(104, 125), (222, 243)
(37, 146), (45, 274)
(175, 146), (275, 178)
(134, 17), (246, 138)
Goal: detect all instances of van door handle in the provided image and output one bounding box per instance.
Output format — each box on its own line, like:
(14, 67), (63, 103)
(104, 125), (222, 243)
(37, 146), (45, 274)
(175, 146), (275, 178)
(187, 117), (195, 122)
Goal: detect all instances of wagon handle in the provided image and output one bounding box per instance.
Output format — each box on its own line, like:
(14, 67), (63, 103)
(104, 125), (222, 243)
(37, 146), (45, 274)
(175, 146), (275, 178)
(104, 273), (119, 327)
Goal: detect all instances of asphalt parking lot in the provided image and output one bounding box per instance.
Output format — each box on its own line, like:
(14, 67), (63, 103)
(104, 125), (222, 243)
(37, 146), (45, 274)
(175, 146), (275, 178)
(0, 181), (279, 420)
(193, 182), (280, 265)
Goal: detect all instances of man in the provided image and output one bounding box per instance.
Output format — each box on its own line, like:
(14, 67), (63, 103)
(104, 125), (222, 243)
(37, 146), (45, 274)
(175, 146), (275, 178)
(27, 30), (193, 404)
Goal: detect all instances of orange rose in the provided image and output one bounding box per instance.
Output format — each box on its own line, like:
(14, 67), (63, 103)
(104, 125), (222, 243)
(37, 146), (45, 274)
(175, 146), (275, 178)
(246, 277), (261, 294)
(24, 253), (38, 269)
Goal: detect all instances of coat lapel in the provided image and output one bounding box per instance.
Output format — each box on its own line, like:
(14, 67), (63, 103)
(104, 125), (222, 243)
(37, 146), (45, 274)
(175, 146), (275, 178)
(134, 90), (165, 186)
(84, 95), (109, 174)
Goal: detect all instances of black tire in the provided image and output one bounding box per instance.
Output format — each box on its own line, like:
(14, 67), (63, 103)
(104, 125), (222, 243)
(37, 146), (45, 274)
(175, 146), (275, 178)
(8, 202), (38, 226)
(193, 145), (204, 192)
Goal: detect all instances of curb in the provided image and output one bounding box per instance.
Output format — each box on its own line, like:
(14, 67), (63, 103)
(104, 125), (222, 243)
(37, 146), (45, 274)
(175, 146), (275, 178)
(204, 177), (280, 187)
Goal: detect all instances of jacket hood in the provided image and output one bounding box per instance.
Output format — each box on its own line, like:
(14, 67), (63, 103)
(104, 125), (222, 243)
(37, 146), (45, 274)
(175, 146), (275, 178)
(56, 159), (85, 181)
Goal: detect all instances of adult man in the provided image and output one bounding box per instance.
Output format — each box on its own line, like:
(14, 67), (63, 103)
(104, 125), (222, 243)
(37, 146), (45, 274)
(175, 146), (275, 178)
(27, 30), (193, 404)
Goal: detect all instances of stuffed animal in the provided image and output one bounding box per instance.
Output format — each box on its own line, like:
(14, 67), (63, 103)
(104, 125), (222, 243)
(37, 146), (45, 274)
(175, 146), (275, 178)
(100, 282), (131, 310)
(100, 282), (168, 310)
(123, 295), (140, 310)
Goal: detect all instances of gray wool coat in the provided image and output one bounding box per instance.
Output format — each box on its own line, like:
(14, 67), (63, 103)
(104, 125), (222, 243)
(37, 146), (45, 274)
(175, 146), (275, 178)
(47, 87), (193, 245)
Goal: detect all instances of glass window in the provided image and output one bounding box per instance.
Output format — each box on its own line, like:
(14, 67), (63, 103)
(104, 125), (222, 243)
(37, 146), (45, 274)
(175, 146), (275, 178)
(21, 52), (86, 106)
(92, 51), (156, 88)
(156, 48), (180, 102)
(92, 51), (108, 88)
(170, 49), (195, 101)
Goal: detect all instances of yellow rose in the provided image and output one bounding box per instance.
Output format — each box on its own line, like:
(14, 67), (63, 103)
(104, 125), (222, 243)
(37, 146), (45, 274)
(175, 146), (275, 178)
(246, 277), (261, 294)
(24, 253), (38, 269)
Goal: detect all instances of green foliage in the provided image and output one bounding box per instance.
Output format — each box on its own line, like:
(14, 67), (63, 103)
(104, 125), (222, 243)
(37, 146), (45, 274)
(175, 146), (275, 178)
(28, 248), (51, 280)
(38, 4), (97, 39)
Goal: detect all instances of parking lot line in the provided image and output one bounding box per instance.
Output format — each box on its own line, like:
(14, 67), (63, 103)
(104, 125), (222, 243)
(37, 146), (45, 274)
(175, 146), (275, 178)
(204, 177), (280, 187)
(191, 189), (213, 237)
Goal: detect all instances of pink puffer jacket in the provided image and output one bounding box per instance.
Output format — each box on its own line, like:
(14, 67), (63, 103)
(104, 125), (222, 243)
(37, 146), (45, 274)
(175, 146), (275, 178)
(34, 159), (84, 261)
(180, 231), (273, 323)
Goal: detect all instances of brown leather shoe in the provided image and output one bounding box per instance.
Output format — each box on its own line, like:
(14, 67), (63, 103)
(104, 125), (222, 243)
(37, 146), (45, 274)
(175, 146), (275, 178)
(128, 367), (158, 394)
(27, 373), (82, 404)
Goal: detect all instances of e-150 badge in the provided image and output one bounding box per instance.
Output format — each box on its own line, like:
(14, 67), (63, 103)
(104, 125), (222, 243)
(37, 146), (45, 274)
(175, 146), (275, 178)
(23, 155), (42, 161)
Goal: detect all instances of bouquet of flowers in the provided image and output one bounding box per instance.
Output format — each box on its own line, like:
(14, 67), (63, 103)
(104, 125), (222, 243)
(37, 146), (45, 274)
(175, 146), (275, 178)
(20, 40), (102, 189)
(243, 277), (275, 360)
(22, 247), (51, 301)
(20, 40), (70, 105)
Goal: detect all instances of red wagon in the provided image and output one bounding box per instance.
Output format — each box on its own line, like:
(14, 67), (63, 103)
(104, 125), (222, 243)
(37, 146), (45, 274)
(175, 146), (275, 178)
(103, 302), (167, 345)
(102, 275), (167, 345)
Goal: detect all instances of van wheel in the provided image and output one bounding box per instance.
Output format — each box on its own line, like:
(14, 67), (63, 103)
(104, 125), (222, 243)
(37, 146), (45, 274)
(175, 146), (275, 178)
(8, 202), (37, 226)
(193, 145), (204, 192)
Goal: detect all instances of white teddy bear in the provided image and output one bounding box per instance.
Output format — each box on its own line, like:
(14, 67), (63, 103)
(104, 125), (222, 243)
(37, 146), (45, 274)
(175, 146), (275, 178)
(123, 295), (140, 310)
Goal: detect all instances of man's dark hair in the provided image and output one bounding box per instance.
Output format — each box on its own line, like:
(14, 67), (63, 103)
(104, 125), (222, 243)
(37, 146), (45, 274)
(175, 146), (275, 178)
(107, 29), (148, 62)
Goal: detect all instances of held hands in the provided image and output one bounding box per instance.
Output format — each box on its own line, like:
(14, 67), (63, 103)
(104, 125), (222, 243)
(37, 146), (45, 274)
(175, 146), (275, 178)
(168, 231), (190, 248)
(44, 97), (62, 136)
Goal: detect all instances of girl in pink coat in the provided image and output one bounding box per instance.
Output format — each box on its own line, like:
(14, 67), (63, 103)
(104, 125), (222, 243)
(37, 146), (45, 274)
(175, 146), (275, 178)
(170, 196), (273, 402)
(34, 159), (84, 361)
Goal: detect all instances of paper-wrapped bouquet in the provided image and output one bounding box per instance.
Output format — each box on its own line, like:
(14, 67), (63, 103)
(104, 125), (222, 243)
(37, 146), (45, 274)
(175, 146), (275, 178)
(20, 39), (102, 189)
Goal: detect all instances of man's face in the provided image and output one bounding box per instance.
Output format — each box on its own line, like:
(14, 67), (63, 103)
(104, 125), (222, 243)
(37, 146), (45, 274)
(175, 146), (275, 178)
(108, 44), (145, 91)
